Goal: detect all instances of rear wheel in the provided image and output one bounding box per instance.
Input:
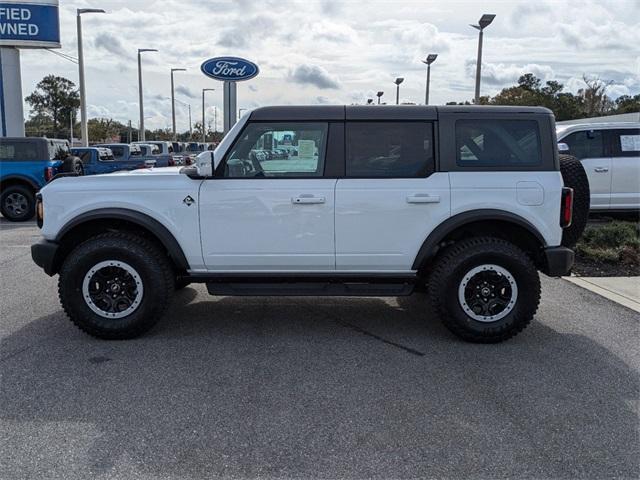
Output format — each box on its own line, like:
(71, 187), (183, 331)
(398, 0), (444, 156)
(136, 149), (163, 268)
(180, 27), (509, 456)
(58, 232), (174, 339)
(428, 237), (540, 343)
(559, 154), (590, 247)
(0, 184), (35, 221)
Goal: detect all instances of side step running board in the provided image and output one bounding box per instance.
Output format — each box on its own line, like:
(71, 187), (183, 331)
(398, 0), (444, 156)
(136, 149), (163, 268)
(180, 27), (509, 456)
(206, 282), (414, 296)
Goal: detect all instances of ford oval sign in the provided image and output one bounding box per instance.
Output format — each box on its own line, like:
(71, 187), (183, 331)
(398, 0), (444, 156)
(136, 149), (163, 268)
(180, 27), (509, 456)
(200, 57), (259, 82)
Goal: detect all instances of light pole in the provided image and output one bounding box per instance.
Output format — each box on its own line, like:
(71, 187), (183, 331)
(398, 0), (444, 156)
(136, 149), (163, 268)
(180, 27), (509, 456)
(170, 68), (186, 140)
(470, 14), (495, 104)
(394, 78), (404, 105)
(137, 48), (158, 141)
(174, 98), (192, 137)
(202, 88), (215, 143)
(77, 8), (105, 146)
(376, 91), (384, 104)
(422, 54), (438, 105)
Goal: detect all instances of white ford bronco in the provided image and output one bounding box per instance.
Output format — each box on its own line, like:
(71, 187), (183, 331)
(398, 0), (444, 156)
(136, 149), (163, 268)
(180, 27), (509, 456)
(31, 106), (585, 343)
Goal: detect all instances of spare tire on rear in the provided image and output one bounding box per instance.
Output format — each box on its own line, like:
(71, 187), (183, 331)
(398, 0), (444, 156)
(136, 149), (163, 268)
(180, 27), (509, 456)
(62, 155), (84, 175)
(559, 154), (590, 248)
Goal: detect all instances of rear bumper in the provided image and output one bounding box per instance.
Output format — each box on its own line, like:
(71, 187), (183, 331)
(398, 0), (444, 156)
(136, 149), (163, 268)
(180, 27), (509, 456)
(31, 239), (59, 276)
(542, 246), (574, 277)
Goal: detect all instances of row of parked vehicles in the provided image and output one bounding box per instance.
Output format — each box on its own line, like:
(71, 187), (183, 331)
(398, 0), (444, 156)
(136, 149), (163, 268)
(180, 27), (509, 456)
(1, 120), (638, 223)
(0, 137), (218, 221)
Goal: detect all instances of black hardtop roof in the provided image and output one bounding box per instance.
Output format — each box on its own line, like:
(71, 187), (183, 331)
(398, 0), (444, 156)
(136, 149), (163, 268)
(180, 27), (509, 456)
(249, 105), (552, 121)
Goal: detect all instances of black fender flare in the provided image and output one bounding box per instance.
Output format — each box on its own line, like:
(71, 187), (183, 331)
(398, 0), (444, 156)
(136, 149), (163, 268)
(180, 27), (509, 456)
(411, 209), (547, 270)
(0, 175), (40, 192)
(56, 208), (190, 271)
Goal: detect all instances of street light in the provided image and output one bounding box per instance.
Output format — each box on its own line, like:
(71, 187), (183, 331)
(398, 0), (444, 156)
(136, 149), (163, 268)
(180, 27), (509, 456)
(174, 98), (192, 136)
(376, 91), (384, 104)
(394, 78), (404, 105)
(170, 68), (186, 140)
(77, 8), (105, 146)
(137, 48), (158, 141)
(422, 54), (438, 105)
(470, 13), (496, 104)
(202, 88), (215, 143)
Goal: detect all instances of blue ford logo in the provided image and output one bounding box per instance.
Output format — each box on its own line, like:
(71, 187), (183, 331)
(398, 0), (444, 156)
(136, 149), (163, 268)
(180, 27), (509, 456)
(200, 57), (259, 82)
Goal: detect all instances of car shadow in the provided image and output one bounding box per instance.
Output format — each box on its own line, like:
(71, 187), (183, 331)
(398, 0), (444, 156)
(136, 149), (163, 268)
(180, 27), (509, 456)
(0, 288), (638, 479)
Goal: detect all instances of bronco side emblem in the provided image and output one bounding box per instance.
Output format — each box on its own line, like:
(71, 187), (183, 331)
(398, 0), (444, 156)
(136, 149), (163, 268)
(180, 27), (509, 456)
(183, 195), (195, 206)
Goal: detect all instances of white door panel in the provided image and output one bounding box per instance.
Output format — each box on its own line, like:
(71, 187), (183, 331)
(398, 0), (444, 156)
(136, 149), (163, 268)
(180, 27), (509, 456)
(335, 173), (451, 270)
(580, 157), (612, 209)
(199, 179), (336, 271)
(610, 156), (640, 209)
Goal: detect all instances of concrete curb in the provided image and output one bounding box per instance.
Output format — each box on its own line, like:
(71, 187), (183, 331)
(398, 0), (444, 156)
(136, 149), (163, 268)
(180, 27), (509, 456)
(564, 276), (640, 313)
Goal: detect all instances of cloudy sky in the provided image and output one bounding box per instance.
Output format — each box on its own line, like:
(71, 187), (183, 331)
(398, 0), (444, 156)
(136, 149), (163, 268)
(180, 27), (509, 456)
(19, 0), (640, 131)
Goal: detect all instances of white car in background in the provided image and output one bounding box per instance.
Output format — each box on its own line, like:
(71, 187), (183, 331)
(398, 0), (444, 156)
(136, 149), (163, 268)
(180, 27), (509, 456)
(557, 122), (640, 211)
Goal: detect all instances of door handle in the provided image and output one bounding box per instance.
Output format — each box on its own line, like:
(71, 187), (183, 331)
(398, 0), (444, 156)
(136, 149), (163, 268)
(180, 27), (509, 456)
(406, 194), (440, 204)
(594, 167), (609, 173)
(292, 195), (326, 204)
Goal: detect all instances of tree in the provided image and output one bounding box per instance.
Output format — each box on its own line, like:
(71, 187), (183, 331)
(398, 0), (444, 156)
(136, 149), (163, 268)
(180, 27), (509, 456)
(578, 75), (614, 117)
(25, 75), (80, 138)
(87, 118), (126, 143)
(614, 94), (640, 114)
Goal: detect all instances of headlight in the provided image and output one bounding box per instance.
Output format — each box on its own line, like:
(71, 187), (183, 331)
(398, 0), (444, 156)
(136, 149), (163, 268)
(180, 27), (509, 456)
(36, 194), (44, 228)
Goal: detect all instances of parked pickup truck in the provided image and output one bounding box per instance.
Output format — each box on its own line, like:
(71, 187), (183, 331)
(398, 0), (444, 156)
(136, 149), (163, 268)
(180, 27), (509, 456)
(1, 137), (69, 221)
(94, 143), (155, 170)
(136, 143), (172, 167)
(31, 105), (589, 343)
(71, 147), (127, 175)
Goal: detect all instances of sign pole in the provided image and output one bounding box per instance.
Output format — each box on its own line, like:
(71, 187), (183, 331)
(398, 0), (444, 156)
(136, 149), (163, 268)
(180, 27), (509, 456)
(223, 81), (237, 135)
(0, 47), (25, 137)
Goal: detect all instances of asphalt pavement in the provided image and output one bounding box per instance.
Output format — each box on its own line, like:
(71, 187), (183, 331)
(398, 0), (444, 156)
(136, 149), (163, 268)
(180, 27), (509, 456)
(1, 219), (639, 479)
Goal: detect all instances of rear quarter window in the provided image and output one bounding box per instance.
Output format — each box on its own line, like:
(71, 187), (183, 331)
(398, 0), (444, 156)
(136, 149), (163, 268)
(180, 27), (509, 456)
(456, 119), (541, 167)
(0, 141), (40, 161)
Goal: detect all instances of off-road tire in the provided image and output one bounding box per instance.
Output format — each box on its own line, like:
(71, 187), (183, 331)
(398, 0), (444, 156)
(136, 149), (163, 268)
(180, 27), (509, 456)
(63, 155), (84, 175)
(427, 237), (541, 343)
(58, 232), (174, 339)
(0, 184), (35, 221)
(559, 154), (590, 247)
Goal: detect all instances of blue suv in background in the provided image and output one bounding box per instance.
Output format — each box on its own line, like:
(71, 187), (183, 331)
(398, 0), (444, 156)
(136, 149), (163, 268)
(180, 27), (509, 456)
(0, 137), (70, 221)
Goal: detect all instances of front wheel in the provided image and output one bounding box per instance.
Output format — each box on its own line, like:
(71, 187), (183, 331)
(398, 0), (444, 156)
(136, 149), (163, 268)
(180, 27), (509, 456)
(428, 237), (541, 343)
(58, 232), (174, 339)
(0, 185), (35, 221)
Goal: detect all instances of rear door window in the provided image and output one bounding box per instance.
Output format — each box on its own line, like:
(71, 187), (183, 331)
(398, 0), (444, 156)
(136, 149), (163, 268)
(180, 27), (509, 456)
(562, 130), (605, 159)
(610, 128), (640, 158)
(346, 122), (435, 177)
(456, 119), (541, 167)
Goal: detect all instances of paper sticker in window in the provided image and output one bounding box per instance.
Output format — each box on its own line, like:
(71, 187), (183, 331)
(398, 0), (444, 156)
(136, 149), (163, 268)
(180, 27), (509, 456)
(620, 135), (640, 152)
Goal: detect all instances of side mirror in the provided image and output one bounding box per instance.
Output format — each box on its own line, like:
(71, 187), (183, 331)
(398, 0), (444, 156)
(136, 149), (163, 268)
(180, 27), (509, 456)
(195, 151), (214, 177)
(557, 143), (570, 153)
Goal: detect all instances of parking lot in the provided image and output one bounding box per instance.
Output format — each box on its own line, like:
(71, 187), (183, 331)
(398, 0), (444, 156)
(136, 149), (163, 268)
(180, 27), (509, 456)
(1, 219), (638, 479)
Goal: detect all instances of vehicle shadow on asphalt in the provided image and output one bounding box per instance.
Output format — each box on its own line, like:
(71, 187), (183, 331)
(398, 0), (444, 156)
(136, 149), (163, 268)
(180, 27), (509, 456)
(0, 288), (638, 479)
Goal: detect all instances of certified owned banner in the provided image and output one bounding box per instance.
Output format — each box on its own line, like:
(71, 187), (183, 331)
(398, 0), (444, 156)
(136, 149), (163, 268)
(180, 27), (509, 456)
(0, 0), (61, 48)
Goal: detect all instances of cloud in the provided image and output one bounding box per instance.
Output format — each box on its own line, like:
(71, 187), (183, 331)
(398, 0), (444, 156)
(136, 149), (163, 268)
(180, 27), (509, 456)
(216, 15), (277, 48)
(557, 19), (640, 51)
(93, 32), (129, 58)
(465, 60), (555, 86)
(287, 64), (340, 89)
(176, 85), (197, 99)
